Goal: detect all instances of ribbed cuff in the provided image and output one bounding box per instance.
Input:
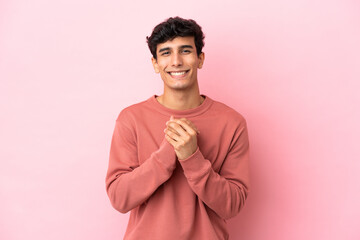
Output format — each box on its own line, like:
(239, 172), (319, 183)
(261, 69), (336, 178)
(178, 147), (212, 180)
(153, 137), (177, 172)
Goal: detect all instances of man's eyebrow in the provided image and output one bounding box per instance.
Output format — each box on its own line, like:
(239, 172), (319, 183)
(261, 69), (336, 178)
(179, 45), (193, 49)
(158, 47), (170, 53)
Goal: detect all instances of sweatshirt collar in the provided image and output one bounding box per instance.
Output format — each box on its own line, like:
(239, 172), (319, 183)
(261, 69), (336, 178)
(147, 94), (213, 118)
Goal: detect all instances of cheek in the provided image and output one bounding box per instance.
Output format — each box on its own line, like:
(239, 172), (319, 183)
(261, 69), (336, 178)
(188, 58), (198, 67)
(157, 59), (168, 70)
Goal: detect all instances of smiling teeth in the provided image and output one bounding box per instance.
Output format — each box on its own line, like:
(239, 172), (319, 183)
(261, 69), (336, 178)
(170, 71), (186, 76)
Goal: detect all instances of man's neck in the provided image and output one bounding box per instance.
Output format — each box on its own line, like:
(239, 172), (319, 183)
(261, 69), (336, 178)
(156, 90), (204, 111)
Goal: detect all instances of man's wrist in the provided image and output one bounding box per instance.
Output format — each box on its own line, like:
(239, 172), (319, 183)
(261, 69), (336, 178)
(177, 147), (199, 161)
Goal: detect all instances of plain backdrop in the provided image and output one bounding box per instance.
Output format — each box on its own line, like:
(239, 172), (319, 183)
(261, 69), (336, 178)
(1, 0), (359, 239)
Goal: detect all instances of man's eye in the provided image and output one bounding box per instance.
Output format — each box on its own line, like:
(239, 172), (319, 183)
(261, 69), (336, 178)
(161, 52), (170, 56)
(182, 49), (191, 53)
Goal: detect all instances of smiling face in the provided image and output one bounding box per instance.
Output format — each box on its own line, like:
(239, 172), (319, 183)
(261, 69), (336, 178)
(151, 36), (205, 92)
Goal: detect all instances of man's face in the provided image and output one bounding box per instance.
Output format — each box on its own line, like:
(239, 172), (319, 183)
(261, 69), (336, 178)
(151, 36), (205, 92)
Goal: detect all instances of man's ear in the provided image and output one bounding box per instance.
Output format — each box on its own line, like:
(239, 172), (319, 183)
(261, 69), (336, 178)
(151, 57), (160, 73)
(198, 52), (205, 69)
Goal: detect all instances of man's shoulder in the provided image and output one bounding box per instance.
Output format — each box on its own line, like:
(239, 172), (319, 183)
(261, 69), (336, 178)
(210, 97), (247, 123)
(116, 96), (152, 122)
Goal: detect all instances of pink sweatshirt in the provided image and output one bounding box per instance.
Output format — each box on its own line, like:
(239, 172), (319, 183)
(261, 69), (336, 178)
(105, 94), (250, 240)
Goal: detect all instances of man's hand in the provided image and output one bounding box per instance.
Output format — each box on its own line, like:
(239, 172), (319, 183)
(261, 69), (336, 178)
(164, 116), (200, 160)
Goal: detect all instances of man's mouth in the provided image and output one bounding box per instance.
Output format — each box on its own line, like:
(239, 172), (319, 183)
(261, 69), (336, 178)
(167, 70), (189, 78)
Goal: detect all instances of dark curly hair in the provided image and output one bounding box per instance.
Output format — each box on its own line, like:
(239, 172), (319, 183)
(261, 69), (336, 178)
(146, 16), (205, 60)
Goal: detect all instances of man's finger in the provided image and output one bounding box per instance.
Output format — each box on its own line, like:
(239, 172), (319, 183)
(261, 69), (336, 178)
(165, 133), (177, 146)
(167, 118), (200, 134)
(166, 121), (189, 137)
(164, 128), (182, 142)
(164, 126), (180, 136)
(169, 119), (197, 136)
(180, 118), (200, 134)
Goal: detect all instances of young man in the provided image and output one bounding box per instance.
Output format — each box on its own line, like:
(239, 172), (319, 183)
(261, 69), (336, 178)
(105, 17), (250, 240)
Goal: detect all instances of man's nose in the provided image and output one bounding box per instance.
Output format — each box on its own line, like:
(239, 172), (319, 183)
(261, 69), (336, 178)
(171, 53), (183, 66)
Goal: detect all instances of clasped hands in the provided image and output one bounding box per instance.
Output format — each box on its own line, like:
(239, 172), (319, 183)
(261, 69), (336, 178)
(164, 115), (200, 160)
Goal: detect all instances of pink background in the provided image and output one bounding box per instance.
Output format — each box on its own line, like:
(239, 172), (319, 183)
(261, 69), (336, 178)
(1, 0), (359, 239)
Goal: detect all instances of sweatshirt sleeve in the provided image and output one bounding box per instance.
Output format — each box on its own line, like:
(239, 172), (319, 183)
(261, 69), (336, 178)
(105, 110), (177, 214)
(178, 118), (250, 220)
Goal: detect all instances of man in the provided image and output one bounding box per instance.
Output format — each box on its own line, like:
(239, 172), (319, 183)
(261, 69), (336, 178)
(105, 16), (250, 240)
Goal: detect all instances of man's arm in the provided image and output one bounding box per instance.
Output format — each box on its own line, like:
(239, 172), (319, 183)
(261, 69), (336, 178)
(105, 110), (177, 213)
(165, 117), (250, 220)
